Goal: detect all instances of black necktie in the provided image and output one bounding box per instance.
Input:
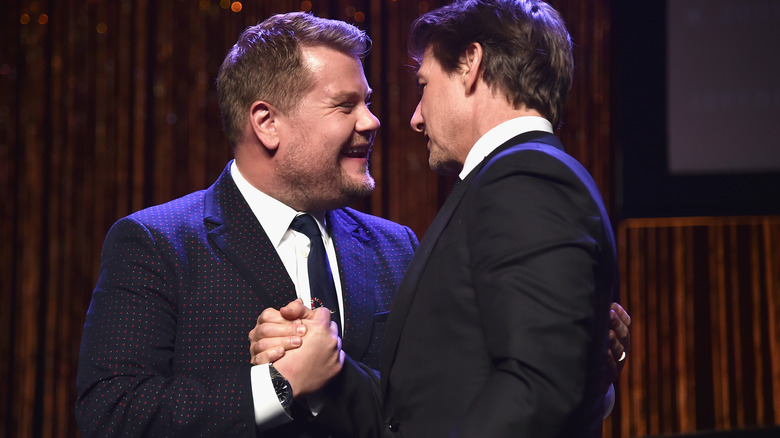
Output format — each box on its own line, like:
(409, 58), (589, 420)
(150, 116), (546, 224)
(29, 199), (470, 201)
(290, 214), (341, 334)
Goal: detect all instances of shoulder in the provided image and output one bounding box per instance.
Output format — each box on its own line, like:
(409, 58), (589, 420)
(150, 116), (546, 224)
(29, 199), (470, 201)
(478, 141), (603, 197)
(126, 190), (207, 225)
(331, 207), (419, 247)
(106, 190), (209, 244)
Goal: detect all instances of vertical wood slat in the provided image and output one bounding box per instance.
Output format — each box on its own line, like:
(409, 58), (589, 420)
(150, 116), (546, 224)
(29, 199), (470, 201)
(766, 220), (780, 423)
(711, 224), (729, 428)
(614, 216), (780, 437)
(749, 227), (764, 423)
(0, 4), (18, 438)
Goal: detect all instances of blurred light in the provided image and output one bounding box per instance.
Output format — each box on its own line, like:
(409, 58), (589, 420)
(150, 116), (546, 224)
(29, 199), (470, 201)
(300, 1), (312, 12)
(231, 1), (242, 12)
(96, 22), (107, 34)
(220, 0), (230, 9)
(38, 14), (49, 25)
(354, 11), (365, 23)
(20, 14), (31, 24)
(199, 0), (210, 12)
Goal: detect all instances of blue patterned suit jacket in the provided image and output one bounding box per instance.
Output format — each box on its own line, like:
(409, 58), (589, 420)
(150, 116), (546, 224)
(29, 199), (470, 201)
(75, 162), (418, 437)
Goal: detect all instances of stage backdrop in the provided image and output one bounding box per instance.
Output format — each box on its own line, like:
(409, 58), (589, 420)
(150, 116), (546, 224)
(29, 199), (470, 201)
(1, 1), (777, 437)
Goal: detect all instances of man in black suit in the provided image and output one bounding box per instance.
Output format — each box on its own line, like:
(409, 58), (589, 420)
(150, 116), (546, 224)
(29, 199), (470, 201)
(75, 13), (418, 437)
(252, 1), (626, 437)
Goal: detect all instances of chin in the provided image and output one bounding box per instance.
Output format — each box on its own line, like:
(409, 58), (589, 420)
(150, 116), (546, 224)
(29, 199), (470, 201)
(429, 158), (461, 177)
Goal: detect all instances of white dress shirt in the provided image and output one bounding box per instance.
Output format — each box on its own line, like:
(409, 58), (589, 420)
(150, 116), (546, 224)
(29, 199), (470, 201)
(458, 116), (553, 180)
(231, 160), (344, 429)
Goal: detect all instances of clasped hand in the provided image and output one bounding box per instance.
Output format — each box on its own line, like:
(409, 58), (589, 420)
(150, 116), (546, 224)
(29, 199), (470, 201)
(248, 299), (344, 398)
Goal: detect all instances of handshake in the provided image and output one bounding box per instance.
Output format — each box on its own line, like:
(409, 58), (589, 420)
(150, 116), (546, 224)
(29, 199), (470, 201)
(248, 299), (344, 398)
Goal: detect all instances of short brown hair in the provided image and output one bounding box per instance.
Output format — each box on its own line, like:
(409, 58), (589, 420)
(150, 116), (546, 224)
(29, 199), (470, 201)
(217, 12), (370, 147)
(409, 0), (573, 129)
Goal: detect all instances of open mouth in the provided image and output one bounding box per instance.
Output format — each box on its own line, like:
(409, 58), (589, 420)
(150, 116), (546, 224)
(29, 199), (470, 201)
(341, 145), (371, 159)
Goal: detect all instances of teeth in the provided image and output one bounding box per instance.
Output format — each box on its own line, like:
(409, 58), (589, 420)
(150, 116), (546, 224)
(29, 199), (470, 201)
(343, 147), (368, 155)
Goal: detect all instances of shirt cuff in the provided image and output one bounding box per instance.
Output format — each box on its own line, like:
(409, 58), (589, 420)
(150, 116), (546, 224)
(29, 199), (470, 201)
(250, 364), (293, 429)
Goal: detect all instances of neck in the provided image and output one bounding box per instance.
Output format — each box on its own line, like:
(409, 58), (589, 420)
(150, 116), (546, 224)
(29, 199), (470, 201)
(468, 91), (543, 152)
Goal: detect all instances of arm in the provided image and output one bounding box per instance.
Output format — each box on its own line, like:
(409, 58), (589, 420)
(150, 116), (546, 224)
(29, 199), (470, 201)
(75, 218), (256, 437)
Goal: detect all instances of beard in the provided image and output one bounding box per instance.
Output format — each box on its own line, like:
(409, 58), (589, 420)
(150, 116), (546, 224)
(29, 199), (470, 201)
(427, 140), (464, 177)
(275, 141), (375, 211)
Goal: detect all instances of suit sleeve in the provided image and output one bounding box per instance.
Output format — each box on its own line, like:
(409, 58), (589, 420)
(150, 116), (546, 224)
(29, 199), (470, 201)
(457, 150), (609, 437)
(75, 218), (257, 438)
(309, 355), (384, 437)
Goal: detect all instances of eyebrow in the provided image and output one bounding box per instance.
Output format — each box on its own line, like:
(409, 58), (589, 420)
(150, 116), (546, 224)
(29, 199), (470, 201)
(332, 89), (373, 102)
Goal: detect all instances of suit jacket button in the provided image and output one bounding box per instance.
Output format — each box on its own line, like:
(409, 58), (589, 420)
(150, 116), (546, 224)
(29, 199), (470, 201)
(387, 417), (400, 432)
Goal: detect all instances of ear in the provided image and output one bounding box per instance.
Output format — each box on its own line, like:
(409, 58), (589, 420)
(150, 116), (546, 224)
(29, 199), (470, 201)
(460, 42), (483, 95)
(249, 100), (281, 151)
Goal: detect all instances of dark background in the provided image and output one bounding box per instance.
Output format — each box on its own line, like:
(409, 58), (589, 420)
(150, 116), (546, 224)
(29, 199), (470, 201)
(2, 1), (779, 437)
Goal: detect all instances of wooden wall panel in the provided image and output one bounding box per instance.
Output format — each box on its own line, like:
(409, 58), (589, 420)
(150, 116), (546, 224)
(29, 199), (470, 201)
(606, 217), (780, 437)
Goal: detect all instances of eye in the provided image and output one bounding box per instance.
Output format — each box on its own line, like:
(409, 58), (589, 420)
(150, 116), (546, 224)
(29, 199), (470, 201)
(416, 82), (426, 95)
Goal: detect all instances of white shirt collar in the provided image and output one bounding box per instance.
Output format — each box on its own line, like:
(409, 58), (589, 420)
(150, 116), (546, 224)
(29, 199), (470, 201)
(458, 116), (553, 180)
(230, 160), (327, 246)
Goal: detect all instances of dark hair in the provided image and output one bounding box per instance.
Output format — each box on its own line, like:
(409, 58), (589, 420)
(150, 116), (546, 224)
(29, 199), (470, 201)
(217, 12), (370, 147)
(409, 0), (573, 128)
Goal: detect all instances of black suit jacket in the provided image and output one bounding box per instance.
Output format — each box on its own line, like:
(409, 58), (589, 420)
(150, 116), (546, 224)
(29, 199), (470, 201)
(75, 162), (418, 437)
(320, 132), (617, 438)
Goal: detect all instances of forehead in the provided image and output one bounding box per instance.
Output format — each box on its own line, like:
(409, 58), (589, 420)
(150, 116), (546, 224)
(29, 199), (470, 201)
(416, 46), (441, 81)
(300, 45), (371, 95)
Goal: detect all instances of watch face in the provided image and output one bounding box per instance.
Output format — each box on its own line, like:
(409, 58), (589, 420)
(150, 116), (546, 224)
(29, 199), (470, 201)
(271, 369), (293, 407)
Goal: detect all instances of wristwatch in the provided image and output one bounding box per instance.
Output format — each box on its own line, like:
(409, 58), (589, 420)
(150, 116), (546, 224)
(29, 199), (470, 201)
(268, 363), (293, 411)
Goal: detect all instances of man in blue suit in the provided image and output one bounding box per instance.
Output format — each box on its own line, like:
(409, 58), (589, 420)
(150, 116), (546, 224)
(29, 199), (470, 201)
(75, 12), (418, 437)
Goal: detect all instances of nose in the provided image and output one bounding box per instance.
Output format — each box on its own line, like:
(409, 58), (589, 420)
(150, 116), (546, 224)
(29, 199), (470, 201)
(410, 101), (424, 133)
(357, 104), (381, 133)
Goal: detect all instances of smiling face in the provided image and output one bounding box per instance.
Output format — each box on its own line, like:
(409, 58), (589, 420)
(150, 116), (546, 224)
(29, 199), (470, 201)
(274, 45), (380, 211)
(410, 46), (470, 177)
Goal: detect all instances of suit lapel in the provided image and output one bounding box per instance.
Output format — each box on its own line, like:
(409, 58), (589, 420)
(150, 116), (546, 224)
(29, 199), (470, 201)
(328, 209), (375, 360)
(381, 131), (560, 388)
(204, 163), (297, 310)
(379, 168), (472, 388)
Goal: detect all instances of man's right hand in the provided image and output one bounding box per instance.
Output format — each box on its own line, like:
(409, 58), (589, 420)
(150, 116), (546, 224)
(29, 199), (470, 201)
(272, 306), (344, 397)
(249, 299), (312, 365)
(249, 299), (344, 397)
